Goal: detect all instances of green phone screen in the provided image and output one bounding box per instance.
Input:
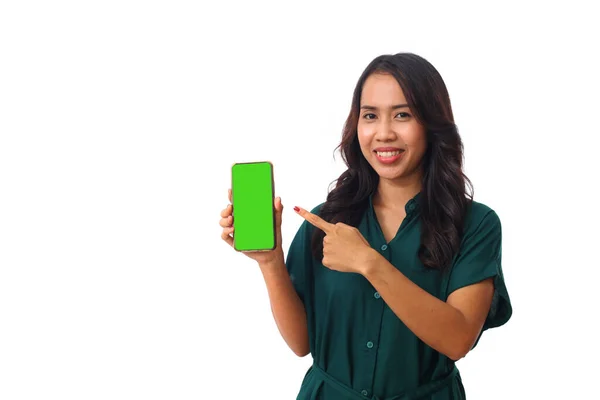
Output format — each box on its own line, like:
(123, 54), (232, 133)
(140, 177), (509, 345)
(231, 161), (276, 251)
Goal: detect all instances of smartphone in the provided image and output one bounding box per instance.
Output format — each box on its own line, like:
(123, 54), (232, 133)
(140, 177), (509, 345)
(231, 161), (276, 252)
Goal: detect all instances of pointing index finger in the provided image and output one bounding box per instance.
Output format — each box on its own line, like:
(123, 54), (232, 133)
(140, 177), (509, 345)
(294, 206), (334, 233)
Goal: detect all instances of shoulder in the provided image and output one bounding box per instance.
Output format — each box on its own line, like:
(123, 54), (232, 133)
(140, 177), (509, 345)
(462, 200), (502, 239)
(310, 202), (326, 215)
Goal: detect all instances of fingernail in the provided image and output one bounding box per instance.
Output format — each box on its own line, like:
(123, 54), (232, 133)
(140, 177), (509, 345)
(294, 206), (300, 212)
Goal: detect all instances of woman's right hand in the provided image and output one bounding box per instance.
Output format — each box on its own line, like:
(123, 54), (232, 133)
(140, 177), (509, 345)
(220, 188), (285, 265)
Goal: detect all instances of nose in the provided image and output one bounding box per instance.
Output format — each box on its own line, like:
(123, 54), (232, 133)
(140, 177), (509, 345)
(374, 118), (396, 142)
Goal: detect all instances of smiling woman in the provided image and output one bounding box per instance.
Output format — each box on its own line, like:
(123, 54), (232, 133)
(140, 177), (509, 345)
(219, 52), (512, 400)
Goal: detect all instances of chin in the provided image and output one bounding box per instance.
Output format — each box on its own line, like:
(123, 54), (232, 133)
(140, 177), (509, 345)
(371, 166), (405, 180)
(379, 171), (407, 181)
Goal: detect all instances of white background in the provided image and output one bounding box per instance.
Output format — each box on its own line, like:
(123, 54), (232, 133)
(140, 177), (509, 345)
(1, 1), (599, 399)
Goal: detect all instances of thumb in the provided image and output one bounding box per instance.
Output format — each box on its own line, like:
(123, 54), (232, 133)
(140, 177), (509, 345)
(274, 196), (283, 225)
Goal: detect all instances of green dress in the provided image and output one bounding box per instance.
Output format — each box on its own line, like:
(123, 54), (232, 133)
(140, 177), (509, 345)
(285, 192), (512, 399)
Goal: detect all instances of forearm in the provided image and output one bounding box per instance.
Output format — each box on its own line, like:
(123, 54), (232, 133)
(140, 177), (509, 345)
(362, 250), (471, 360)
(259, 255), (310, 357)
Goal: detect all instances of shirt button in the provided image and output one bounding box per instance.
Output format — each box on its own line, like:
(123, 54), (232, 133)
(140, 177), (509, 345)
(366, 341), (374, 349)
(380, 244), (388, 251)
(374, 292), (381, 299)
(361, 389), (369, 396)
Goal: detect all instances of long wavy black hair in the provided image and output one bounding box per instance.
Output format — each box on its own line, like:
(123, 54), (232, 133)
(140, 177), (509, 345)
(311, 53), (473, 271)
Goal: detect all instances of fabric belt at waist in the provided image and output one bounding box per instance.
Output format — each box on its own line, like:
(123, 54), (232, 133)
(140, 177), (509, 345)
(311, 363), (458, 400)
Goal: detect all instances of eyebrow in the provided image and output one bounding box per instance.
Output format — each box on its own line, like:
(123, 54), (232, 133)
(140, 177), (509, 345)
(360, 104), (409, 110)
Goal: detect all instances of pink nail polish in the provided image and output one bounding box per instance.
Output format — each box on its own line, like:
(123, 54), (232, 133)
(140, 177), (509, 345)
(294, 206), (300, 212)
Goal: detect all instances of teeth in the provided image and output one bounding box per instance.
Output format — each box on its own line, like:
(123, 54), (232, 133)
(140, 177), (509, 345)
(376, 151), (401, 157)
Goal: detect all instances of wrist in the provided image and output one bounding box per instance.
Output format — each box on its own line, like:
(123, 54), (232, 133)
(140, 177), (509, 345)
(258, 251), (285, 271)
(358, 247), (381, 277)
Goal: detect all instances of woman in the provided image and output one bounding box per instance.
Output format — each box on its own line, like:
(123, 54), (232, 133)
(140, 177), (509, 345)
(219, 52), (512, 399)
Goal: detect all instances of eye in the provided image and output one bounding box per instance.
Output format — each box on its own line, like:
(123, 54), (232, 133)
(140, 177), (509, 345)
(363, 113), (376, 120)
(396, 112), (411, 119)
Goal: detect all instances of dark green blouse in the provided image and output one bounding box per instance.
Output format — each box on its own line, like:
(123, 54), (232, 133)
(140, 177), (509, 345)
(285, 192), (512, 400)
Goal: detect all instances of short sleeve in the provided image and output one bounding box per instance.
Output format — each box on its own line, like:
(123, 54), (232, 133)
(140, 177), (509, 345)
(447, 210), (512, 331)
(285, 204), (322, 305)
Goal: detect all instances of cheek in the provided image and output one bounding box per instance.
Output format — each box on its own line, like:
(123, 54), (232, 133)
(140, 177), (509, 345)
(357, 120), (377, 137)
(357, 127), (373, 151)
(412, 136), (427, 157)
(404, 127), (427, 155)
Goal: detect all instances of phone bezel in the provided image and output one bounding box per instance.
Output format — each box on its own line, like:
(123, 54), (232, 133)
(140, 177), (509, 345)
(230, 161), (277, 252)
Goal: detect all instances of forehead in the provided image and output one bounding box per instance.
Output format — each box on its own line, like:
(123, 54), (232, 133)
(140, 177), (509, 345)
(360, 73), (406, 105)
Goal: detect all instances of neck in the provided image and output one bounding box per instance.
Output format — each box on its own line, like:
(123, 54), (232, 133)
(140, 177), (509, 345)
(373, 174), (422, 210)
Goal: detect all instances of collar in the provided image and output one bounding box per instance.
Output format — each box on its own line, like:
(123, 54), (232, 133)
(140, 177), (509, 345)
(368, 191), (422, 216)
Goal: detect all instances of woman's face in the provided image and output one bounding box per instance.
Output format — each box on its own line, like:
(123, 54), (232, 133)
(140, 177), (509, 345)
(357, 73), (427, 184)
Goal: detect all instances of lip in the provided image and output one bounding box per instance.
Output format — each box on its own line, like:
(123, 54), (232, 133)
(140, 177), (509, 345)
(374, 149), (405, 164)
(374, 147), (404, 152)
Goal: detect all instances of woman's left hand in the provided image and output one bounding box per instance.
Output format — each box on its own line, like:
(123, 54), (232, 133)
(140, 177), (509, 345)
(294, 206), (376, 274)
